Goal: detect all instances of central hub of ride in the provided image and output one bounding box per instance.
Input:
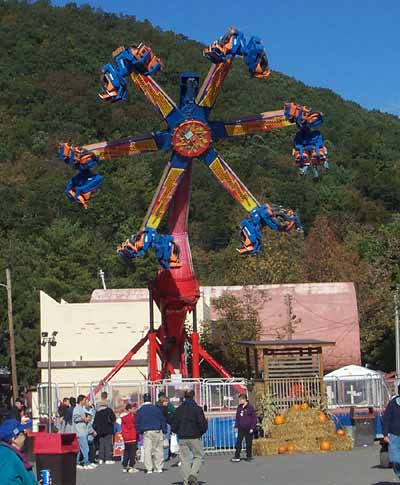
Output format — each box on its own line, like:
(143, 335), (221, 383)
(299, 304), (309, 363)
(172, 120), (211, 158)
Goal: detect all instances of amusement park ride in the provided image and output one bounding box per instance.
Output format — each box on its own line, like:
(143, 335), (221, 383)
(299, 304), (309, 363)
(58, 28), (327, 390)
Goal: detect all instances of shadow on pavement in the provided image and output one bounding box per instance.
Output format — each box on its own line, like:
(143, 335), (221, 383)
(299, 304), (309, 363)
(171, 482), (206, 485)
(371, 482), (396, 485)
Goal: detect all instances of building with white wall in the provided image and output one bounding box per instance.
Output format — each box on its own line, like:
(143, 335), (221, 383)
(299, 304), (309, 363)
(39, 282), (360, 387)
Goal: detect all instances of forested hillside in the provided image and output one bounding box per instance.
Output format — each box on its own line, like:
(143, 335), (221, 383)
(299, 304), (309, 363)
(1, 0), (400, 385)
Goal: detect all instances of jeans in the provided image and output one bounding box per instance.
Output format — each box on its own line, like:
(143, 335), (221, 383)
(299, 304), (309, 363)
(163, 425), (171, 461)
(77, 435), (89, 465)
(234, 428), (253, 459)
(179, 438), (204, 485)
(122, 442), (137, 469)
(99, 434), (113, 461)
(389, 433), (400, 478)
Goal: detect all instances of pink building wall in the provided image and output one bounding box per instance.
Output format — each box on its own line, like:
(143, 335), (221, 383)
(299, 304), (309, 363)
(205, 282), (361, 372)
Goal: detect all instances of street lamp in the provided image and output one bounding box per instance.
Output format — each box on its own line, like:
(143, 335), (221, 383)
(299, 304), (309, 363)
(0, 268), (18, 402)
(41, 331), (58, 432)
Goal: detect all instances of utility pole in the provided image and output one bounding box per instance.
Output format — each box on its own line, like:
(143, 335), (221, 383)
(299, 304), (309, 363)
(395, 285), (400, 379)
(41, 332), (57, 432)
(284, 294), (294, 340)
(0, 269), (18, 402)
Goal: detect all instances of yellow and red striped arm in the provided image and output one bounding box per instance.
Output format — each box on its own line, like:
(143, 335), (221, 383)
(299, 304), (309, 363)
(195, 59), (233, 109)
(82, 133), (159, 161)
(203, 149), (259, 213)
(129, 72), (180, 121)
(142, 162), (187, 230)
(222, 109), (293, 137)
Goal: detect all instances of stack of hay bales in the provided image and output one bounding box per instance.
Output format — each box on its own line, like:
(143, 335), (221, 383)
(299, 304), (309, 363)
(253, 405), (352, 456)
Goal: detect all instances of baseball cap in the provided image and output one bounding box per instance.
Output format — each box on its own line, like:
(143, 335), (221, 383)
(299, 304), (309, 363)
(0, 419), (31, 443)
(143, 393), (151, 402)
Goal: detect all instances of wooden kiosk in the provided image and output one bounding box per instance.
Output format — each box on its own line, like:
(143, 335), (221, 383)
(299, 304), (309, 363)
(239, 339), (335, 408)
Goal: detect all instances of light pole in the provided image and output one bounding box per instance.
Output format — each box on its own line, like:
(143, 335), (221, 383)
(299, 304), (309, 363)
(41, 331), (58, 432)
(0, 268), (18, 402)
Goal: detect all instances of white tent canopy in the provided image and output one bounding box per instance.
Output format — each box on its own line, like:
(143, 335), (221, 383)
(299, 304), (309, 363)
(324, 365), (388, 408)
(324, 364), (381, 381)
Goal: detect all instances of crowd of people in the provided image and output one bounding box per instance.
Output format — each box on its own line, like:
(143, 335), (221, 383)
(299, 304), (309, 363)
(0, 390), (258, 485)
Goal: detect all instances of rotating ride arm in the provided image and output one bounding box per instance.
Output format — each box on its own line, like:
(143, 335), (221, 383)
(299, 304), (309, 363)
(210, 109), (293, 139)
(99, 44), (184, 126)
(117, 153), (189, 269)
(196, 28), (270, 115)
(200, 148), (302, 254)
(58, 131), (168, 209)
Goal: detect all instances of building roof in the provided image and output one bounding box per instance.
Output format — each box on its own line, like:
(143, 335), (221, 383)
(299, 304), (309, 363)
(239, 339), (335, 348)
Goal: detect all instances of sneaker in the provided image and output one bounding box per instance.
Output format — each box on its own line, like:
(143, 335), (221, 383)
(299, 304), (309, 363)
(146, 470), (153, 474)
(177, 461), (181, 467)
(87, 463), (98, 469)
(188, 475), (198, 485)
(98, 460), (104, 464)
(77, 464), (85, 469)
(105, 460), (114, 464)
(155, 469), (163, 473)
(128, 468), (139, 474)
(83, 465), (94, 470)
(122, 468), (128, 473)
(231, 457), (241, 462)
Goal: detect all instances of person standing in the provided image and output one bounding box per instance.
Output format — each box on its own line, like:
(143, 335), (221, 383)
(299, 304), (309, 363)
(8, 398), (23, 422)
(0, 419), (37, 484)
(73, 394), (95, 470)
(58, 397), (70, 433)
(231, 393), (257, 462)
(121, 403), (138, 473)
(63, 396), (75, 433)
(135, 393), (167, 474)
(93, 392), (116, 464)
(157, 392), (176, 461)
(383, 384), (400, 480)
(86, 409), (98, 466)
(171, 390), (208, 485)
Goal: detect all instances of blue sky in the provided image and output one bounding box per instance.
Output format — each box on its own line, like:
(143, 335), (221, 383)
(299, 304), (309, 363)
(52, 0), (400, 116)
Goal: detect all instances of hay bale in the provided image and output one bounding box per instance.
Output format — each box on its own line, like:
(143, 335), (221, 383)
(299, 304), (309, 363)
(264, 407), (353, 455)
(253, 438), (285, 456)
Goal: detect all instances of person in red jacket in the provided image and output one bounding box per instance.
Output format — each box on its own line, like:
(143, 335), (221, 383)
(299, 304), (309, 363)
(121, 403), (138, 473)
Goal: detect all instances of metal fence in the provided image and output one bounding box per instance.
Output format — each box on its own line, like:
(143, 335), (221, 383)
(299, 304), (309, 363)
(37, 378), (246, 452)
(266, 376), (322, 409)
(324, 375), (390, 409)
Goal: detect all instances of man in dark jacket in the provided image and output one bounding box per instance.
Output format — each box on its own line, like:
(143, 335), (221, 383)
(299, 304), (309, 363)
(136, 393), (167, 474)
(93, 392), (116, 464)
(171, 390), (208, 485)
(383, 385), (400, 480)
(231, 393), (257, 462)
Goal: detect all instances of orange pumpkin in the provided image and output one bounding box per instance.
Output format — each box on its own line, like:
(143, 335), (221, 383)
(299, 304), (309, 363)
(337, 429), (345, 437)
(301, 402), (309, 410)
(318, 413), (327, 423)
(320, 440), (331, 452)
(274, 415), (285, 425)
(292, 404), (301, 411)
(287, 443), (295, 453)
(278, 445), (288, 454)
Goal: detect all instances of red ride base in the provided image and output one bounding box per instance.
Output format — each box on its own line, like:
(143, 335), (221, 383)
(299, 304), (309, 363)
(91, 162), (236, 396)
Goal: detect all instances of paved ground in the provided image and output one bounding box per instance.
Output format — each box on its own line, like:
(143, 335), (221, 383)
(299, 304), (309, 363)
(76, 445), (398, 485)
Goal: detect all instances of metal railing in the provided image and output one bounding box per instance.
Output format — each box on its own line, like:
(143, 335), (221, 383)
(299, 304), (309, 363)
(266, 376), (322, 409)
(38, 378), (247, 453)
(324, 375), (390, 409)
